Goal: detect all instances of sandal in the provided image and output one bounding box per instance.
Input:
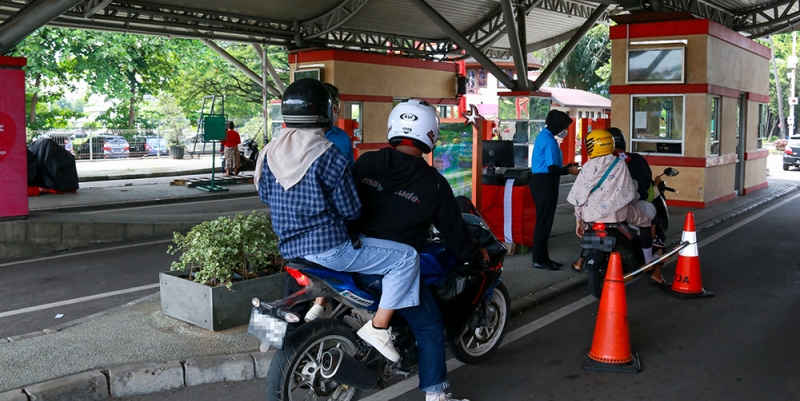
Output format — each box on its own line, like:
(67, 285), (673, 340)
(571, 258), (583, 273)
(650, 275), (671, 289)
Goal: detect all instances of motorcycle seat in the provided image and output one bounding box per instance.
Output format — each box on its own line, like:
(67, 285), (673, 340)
(286, 258), (326, 270)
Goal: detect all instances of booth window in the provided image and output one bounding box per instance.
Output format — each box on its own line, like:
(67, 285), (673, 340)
(497, 68), (515, 88)
(630, 94), (684, 155)
(710, 96), (720, 156)
(627, 47), (685, 84)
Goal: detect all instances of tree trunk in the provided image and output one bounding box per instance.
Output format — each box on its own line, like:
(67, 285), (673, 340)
(128, 97), (136, 127)
(29, 74), (41, 125)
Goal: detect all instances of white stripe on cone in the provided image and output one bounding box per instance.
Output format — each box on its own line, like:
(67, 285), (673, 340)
(503, 179), (514, 243)
(679, 230), (698, 257)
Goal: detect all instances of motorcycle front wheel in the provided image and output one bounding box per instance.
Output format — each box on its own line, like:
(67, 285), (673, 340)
(452, 283), (510, 364)
(266, 319), (362, 401)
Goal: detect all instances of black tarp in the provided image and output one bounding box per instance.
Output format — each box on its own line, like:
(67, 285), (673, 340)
(28, 138), (79, 191)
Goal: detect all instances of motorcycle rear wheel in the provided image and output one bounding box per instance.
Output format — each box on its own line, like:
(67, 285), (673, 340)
(266, 319), (362, 401)
(452, 283), (510, 364)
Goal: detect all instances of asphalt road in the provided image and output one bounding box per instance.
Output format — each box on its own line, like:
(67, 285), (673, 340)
(117, 177), (800, 400)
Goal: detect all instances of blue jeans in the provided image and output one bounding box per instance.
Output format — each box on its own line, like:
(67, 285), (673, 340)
(399, 284), (449, 393)
(358, 277), (448, 393)
(304, 236), (420, 310)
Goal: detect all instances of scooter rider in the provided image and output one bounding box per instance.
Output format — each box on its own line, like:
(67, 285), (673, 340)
(256, 78), (420, 363)
(608, 127), (669, 287)
(567, 129), (654, 236)
(351, 99), (484, 401)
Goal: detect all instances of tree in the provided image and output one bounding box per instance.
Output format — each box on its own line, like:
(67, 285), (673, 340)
(535, 24), (611, 95)
(69, 31), (183, 128)
(8, 27), (83, 129)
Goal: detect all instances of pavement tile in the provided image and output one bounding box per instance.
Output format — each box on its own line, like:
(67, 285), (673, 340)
(108, 361), (184, 399)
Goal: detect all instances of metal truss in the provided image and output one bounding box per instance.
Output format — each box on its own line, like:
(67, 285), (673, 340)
(298, 0), (371, 41)
(656, 0), (738, 27)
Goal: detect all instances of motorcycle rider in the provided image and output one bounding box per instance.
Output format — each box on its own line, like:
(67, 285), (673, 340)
(255, 78), (420, 363)
(567, 129), (654, 238)
(350, 99), (484, 401)
(608, 127), (670, 287)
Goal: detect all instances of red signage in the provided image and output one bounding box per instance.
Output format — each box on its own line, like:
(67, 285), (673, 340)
(0, 57), (28, 219)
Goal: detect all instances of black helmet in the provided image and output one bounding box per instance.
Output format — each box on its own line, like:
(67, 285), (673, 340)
(608, 127), (626, 151)
(282, 78), (333, 129)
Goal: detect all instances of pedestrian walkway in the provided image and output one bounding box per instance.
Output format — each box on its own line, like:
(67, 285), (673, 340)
(0, 159), (797, 399)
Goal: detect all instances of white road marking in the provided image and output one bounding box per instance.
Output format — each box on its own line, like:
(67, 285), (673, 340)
(0, 284), (159, 318)
(365, 192), (800, 400)
(0, 239), (173, 268)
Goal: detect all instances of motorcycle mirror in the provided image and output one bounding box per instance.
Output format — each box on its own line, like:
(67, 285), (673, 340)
(664, 168), (679, 177)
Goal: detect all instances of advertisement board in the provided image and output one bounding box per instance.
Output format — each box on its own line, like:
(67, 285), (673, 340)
(0, 57), (28, 219)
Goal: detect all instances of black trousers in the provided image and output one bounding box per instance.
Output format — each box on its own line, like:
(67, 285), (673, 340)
(529, 173), (560, 264)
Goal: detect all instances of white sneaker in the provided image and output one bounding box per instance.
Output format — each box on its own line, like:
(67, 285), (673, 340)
(304, 304), (325, 322)
(356, 321), (400, 362)
(425, 392), (471, 401)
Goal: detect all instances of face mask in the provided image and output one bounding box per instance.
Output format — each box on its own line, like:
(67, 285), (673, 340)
(557, 130), (568, 138)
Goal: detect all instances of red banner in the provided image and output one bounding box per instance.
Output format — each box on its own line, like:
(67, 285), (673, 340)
(480, 181), (535, 246)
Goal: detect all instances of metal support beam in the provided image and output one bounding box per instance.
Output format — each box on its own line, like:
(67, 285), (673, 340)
(532, 5), (608, 90)
(0, 0), (84, 55)
(516, 1), (529, 88)
(501, 0), (528, 89)
(410, 0), (516, 90)
(526, 28), (579, 53)
(201, 39), (281, 98)
(83, 0), (114, 18)
(250, 43), (286, 94)
(260, 45), (270, 143)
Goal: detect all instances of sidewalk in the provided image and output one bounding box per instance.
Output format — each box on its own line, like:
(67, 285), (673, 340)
(1, 159), (797, 399)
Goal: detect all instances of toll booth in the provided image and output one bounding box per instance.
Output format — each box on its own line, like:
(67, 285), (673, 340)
(609, 16), (771, 208)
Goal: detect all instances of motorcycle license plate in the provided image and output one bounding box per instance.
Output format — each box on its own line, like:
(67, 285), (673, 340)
(248, 308), (288, 349)
(580, 233), (615, 252)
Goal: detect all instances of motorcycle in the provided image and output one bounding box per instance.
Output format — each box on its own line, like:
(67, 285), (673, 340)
(239, 139), (260, 172)
(579, 167), (680, 298)
(248, 214), (509, 401)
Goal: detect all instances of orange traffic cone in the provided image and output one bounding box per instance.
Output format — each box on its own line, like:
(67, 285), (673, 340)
(582, 252), (641, 373)
(668, 212), (715, 299)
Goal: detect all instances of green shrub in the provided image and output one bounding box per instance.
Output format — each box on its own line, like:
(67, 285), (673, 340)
(167, 211), (283, 288)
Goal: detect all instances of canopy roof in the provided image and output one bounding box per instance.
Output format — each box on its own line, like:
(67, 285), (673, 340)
(2, 0), (799, 60)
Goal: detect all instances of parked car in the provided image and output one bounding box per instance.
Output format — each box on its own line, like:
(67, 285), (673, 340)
(144, 136), (168, 156)
(34, 133), (74, 155)
(74, 134), (130, 159)
(185, 133), (217, 154)
(130, 135), (168, 156)
(783, 136), (800, 171)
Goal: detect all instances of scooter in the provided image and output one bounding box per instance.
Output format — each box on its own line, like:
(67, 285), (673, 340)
(238, 139), (260, 172)
(579, 167), (680, 298)
(248, 214), (509, 401)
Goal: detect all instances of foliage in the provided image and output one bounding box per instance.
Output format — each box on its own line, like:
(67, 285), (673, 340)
(168, 212), (283, 288)
(535, 24), (611, 95)
(139, 93), (191, 145)
(774, 138), (788, 151)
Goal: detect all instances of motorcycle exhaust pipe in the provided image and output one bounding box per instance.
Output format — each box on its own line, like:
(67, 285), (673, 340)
(320, 347), (379, 390)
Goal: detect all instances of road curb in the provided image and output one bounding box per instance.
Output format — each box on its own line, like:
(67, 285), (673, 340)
(30, 190), (257, 214)
(78, 168), (221, 183)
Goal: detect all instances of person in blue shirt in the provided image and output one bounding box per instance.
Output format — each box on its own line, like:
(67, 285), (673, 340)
(529, 110), (579, 270)
(324, 83), (355, 167)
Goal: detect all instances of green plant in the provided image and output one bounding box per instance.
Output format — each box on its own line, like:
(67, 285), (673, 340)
(167, 212), (283, 288)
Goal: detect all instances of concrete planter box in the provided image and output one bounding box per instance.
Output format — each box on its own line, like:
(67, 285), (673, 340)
(160, 271), (286, 331)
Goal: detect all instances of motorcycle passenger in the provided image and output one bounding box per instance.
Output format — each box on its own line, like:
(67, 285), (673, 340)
(350, 99), (484, 401)
(608, 127), (670, 287)
(566, 129), (654, 239)
(255, 78), (419, 363)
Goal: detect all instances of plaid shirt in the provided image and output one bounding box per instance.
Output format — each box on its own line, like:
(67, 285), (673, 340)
(258, 146), (361, 259)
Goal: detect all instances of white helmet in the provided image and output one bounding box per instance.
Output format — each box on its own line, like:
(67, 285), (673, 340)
(387, 99), (440, 153)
